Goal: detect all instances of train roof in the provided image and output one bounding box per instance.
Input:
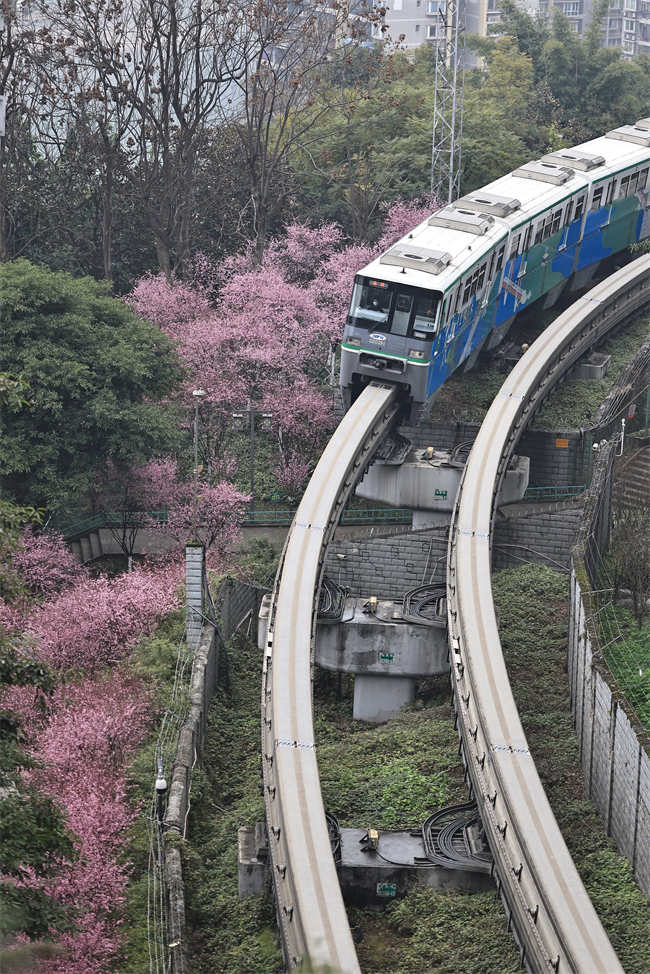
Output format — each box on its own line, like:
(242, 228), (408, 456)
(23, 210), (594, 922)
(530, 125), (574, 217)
(358, 119), (650, 296)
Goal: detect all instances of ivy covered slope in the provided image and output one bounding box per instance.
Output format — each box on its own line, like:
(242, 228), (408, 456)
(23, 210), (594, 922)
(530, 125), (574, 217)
(493, 564), (650, 973)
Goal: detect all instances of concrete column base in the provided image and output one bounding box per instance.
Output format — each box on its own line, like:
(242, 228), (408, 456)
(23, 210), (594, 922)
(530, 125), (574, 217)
(353, 674), (415, 722)
(237, 824), (269, 897)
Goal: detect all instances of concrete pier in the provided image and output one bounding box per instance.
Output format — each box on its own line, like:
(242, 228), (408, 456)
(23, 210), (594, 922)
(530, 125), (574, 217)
(356, 448), (529, 527)
(237, 823), (493, 901)
(259, 593), (450, 722)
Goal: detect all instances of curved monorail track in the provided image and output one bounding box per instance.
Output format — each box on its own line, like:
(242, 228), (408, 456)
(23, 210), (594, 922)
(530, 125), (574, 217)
(261, 255), (650, 973)
(261, 381), (399, 973)
(447, 254), (650, 973)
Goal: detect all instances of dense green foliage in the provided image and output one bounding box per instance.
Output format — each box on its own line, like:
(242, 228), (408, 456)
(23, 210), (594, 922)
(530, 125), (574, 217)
(0, 260), (183, 513)
(4, 7), (650, 286)
(493, 563), (650, 972)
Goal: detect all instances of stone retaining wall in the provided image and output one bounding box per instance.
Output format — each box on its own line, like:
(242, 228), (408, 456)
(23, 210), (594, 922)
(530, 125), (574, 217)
(325, 505), (583, 599)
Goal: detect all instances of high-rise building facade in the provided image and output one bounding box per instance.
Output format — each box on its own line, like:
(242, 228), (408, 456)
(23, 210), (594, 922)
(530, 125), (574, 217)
(374, 0), (648, 56)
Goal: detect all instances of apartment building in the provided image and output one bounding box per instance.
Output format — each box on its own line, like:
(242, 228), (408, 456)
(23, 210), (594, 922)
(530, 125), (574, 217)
(374, 0), (648, 55)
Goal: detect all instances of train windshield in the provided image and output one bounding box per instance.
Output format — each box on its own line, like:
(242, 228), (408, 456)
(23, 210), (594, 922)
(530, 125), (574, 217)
(349, 279), (392, 329)
(348, 277), (441, 338)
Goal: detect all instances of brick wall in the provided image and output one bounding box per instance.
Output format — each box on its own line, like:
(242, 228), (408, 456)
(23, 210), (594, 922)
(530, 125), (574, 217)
(325, 505), (583, 599)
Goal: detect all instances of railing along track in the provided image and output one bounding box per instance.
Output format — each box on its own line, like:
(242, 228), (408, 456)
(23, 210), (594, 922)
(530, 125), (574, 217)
(447, 254), (650, 973)
(261, 382), (399, 973)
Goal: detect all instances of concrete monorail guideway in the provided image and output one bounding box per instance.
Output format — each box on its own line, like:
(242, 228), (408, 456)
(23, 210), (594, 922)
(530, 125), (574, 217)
(261, 381), (399, 973)
(448, 253), (650, 974)
(262, 255), (650, 973)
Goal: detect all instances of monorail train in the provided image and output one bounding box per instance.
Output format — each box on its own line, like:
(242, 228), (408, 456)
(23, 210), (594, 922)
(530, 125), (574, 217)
(340, 119), (650, 416)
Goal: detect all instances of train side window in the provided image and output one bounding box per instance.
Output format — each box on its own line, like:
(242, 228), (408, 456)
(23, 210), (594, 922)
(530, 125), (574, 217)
(494, 245), (505, 274)
(573, 196), (585, 221)
(638, 168), (649, 191)
(591, 186), (604, 211)
(551, 209), (563, 235)
(523, 224), (532, 251)
(534, 221), (544, 246)
(508, 234), (520, 260)
(606, 181), (614, 205)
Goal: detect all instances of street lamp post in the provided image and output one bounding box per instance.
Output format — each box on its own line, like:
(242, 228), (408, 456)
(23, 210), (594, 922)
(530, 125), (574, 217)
(192, 388), (206, 538)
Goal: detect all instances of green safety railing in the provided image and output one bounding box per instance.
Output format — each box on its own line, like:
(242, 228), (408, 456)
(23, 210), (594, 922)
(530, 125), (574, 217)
(54, 510), (169, 540)
(242, 507), (412, 526)
(523, 485), (585, 501)
(55, 506), (412, 538)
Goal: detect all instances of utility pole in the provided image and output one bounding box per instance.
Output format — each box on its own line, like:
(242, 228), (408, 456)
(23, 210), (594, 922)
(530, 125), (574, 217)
(430, 0), (465, 204)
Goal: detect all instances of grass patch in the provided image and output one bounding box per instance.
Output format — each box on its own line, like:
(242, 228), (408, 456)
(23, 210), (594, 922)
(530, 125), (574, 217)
(312, 675), (523, 972)
(493, 563), (650, 974)
(596, 603), (650, 728)
(532, 312), (650, 431)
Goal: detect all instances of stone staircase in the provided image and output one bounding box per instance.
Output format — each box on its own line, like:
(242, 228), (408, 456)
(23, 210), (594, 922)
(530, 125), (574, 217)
(615, 445), (650, 508)
(69, 530), (104, 563)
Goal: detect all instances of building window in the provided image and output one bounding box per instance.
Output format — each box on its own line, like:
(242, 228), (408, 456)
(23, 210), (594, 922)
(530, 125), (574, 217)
(624, 16), (635, 27)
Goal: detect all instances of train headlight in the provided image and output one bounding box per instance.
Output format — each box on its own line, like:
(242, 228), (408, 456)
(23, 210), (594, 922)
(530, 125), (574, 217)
(346, 337), (361, 347)
(408, 349), (425, 360)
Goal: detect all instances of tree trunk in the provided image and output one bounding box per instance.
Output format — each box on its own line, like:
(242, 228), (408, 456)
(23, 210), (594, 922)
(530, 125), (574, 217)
(102, 155), (113, 284)
(155, 233), (172, 282)
(0, 139), (8, 262)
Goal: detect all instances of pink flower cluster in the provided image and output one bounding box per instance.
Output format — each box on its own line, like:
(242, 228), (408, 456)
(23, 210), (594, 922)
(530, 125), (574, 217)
(25, 561), (181, 671)
(130, 204), (437, 496)
(13, 528), (88, 600)
(5, 559), (182, 973)
(26, 675), (153, 974)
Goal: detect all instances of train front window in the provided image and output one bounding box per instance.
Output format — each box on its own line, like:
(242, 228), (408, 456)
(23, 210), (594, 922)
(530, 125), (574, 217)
(392, 292), (413, 336)
(349, 280), (392, 330)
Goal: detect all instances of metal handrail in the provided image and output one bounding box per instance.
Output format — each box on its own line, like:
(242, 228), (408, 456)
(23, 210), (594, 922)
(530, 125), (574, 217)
(523, 484), (585, 500)
(56, 506), (412, 539)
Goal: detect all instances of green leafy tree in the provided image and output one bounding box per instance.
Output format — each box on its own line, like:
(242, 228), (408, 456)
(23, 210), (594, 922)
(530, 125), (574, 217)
(0, 260), (183, 514)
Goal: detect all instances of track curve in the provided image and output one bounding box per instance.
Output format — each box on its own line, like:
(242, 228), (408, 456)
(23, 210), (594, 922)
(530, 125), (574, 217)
(262, 381), (399, 973)
(447, 254), (650, 973)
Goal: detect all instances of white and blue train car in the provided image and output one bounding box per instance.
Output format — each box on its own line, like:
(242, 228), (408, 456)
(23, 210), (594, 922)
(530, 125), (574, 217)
(340, 119), (650, 416)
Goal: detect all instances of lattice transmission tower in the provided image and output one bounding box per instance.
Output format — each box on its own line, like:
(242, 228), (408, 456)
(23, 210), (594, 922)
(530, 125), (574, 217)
(430, 0), (465, 204)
